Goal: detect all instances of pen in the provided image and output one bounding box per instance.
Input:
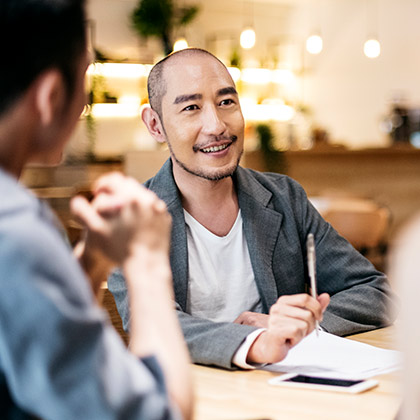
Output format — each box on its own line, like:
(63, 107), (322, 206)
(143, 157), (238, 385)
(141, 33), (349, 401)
(306, 233), (319, 337)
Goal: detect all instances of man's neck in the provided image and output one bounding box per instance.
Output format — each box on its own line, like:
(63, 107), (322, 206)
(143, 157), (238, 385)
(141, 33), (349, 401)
(172, 161), (239, 237)
(0, 95), (36, 179)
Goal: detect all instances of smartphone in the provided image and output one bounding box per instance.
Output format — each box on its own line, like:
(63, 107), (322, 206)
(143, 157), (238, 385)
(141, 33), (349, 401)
(268, 373), (379, 394)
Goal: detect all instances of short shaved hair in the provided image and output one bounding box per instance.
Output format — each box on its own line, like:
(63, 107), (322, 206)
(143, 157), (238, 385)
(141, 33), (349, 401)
(147, 48), (229, 120)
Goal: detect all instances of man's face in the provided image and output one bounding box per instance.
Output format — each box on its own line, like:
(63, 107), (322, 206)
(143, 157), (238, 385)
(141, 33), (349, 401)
(159, 54), (245, 181)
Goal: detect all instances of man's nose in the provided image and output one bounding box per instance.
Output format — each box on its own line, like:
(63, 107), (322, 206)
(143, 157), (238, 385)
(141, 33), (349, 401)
(201, 104), (227, 136)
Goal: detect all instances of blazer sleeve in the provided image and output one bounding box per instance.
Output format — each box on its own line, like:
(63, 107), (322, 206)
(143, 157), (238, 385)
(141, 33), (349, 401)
(109, 269), (258, 370)
(291, 180), (399, 336)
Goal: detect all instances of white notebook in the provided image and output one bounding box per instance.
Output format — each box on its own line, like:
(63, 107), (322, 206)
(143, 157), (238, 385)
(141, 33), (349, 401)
(262, 329), (402, 380)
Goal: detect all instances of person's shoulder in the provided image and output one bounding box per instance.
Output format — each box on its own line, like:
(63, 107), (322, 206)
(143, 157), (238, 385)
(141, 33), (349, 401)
(237, 166), (306, 196)
(0, 196), (91, 303)
(0, 189), (69, 272)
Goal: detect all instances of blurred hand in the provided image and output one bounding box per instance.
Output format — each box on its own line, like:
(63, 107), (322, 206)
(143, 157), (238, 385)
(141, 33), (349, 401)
(71, 172), (171, 265)
(246, 293), (330, 364)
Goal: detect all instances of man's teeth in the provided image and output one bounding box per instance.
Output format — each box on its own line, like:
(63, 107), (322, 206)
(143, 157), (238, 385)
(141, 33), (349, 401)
(201, 144), (228, 153)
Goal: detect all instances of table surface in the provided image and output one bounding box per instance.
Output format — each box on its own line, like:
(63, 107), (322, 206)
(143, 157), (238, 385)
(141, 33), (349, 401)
(191, 327), (401, 420)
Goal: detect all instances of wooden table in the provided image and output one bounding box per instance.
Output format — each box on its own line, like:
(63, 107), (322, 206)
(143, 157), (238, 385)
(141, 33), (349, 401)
(191, 327), (401, 420)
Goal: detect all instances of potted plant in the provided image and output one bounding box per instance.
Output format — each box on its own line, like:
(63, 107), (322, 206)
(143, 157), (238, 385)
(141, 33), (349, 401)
(256, 123), (287, 174)
(131, 0), (199, 56)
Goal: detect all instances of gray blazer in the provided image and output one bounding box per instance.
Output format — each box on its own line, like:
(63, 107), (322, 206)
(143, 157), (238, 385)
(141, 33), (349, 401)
(109, 159), (397, 369)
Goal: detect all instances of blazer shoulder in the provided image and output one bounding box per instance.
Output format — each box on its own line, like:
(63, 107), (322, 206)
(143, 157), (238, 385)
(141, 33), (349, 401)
(238, 167), (308, 201)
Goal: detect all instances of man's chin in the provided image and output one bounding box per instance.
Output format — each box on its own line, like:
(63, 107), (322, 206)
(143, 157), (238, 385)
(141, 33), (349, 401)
(198, 168), (236, 181)
(176, 159), (240, 181)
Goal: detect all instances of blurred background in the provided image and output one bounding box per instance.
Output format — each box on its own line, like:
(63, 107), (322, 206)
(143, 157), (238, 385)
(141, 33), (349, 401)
(73, 0), (420, 154)
(22, 0), (420, 274)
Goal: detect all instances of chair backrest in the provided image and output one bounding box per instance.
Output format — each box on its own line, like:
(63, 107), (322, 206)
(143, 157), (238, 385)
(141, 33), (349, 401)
(323, 205), (390, 250)
(102, 284), (129, 346)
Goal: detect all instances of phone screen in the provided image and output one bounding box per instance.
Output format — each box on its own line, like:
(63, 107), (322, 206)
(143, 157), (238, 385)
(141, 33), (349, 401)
(284, 375), (364, 387)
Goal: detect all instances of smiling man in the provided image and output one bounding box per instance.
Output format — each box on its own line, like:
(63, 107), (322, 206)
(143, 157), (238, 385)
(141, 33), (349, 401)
(109, 48), (397, 370)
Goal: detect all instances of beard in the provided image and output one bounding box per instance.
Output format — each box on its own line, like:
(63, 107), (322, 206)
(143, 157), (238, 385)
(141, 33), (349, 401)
(167, 136), (243, 181)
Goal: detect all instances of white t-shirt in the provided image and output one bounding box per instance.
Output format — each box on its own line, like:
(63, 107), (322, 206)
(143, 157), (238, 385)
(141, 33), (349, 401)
(184, 209), (263, 322)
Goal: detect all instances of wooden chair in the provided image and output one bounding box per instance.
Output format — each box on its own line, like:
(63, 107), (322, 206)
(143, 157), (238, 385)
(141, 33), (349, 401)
(322, 203), (391, 270)
(102, 283), (129, 346)
(323, 206), (390, 250)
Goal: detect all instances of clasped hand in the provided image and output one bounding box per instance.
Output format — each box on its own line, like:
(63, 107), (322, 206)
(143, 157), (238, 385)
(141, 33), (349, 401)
(71, 172), (171, 265)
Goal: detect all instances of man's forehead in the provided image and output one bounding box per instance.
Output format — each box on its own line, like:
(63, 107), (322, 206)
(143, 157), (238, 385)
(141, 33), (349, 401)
(162, 54), (234, 97)
(166, 51), (221, 69)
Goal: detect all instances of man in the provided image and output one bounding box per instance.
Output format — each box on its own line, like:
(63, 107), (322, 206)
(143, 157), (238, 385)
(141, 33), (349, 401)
(109, 48), (397, 370)
(0, 1), (192, 419)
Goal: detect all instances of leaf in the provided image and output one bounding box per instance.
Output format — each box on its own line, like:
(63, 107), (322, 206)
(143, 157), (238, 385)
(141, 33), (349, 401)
(178, 6), (199, 26)
(131, 0), (174, 37)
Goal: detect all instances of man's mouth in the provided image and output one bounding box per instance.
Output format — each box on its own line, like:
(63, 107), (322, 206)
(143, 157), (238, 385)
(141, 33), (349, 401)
(201, 143), (230, 153)
(196, 135), (238, 153)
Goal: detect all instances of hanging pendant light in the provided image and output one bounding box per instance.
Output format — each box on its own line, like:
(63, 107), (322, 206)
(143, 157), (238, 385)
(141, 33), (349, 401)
(240, 0), (256, 49)
(364, 38), (381, 58)
(364, 0), (381, 58)
(305, 1), (324, 55)
(306, 33), (323, 55)
(240, 27), (256, 49)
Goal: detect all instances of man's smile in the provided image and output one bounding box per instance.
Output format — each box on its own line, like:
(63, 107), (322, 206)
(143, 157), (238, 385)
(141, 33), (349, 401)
(201, 143), (230, 153)
(194, 135), (238, 154)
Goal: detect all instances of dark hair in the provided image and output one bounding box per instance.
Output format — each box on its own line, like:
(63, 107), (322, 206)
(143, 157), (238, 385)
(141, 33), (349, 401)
(0, 0), (87, 115)
(148, 48), (228, 120)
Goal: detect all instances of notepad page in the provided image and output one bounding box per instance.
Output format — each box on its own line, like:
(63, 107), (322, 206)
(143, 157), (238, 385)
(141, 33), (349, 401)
(262, 330), (402, 380)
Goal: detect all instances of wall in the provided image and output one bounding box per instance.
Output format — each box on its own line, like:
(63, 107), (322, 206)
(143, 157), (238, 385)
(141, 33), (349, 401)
(292, 0), (420, 149)
(82, 0), (420, 153)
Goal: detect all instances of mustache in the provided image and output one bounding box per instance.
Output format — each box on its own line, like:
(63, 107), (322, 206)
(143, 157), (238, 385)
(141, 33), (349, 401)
(193, 135), (238, 152)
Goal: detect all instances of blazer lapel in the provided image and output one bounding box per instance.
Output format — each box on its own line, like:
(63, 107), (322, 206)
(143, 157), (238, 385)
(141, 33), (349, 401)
(235, 167), (283, 312)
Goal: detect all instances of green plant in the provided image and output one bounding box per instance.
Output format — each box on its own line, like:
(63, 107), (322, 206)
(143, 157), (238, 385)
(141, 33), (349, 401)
(229, 47), (241, 68)
(255, 123), (287, 174)
(131, 0), (199, 56)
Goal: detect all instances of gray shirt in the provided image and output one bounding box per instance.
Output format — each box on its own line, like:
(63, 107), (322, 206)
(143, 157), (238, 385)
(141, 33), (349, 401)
(0, 168), (177, 420)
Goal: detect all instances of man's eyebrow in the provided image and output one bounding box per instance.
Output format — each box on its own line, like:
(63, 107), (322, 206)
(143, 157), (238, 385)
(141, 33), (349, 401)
(217, 86), (238, 96)
(173, 93), (202, 105)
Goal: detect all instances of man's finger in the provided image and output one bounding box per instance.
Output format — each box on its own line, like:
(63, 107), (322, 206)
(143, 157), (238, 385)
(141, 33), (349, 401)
(92, 193), (125, 217)
(70, 196), (105, 232)
(92, 172), (126, 195)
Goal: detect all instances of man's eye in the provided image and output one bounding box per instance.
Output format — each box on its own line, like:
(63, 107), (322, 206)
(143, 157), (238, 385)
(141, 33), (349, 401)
(220, 99), (234, 106)
(183, 104), (199, 111)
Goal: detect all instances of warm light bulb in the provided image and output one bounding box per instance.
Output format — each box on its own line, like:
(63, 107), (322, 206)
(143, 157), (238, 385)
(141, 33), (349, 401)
(173, 38), (188, 52)
(364, 38), (381, 58)
(227, 67), (241, 83)
(240, 27), (256, 49)
(306, 34), (323, 55)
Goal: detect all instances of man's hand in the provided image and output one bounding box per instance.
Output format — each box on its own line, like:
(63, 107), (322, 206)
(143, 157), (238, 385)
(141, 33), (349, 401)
(70, 172), (171, 265)
(246, 293), (330, 365)
(234, 312), (269, 328)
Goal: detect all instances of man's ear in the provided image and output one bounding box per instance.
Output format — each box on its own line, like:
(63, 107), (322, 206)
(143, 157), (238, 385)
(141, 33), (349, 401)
(141, 106), (167, 144)
(34, 69), (64, 126)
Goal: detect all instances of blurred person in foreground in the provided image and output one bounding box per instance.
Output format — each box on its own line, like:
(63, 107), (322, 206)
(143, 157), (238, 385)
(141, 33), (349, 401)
(0, 1), (192, 419)
(109, 48), (397, 370)
(389, 215), (420, 420)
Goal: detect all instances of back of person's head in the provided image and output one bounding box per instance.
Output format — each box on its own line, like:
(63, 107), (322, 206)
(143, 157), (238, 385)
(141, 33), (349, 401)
(0, 0), (86, 116)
